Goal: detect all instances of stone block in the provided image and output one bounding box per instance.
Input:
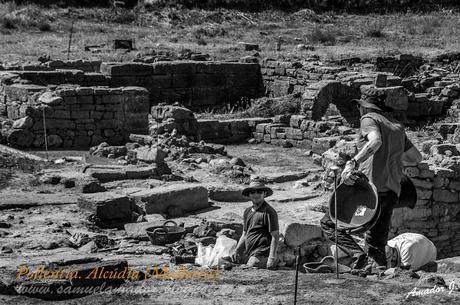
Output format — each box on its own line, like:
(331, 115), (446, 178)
(73, 135), (91, 148)
(285, 127), (303, 140)
(360, 85), (409, 110)
(281, 222), (323, 247)
(419, 169), (435, 179)
(12, 116), (34, 129)
(100, 62), (153, 76)
(6, 129), (34, 148)
(433, 189), (459, 203)
(134, 147), (167, 163)
(416, 188), (433, 200)
(434, 177), (450, 188)
(78, 192), (137, 226)
(410, 178), (433, 189)
(253, 132), (264, 142)
(256, 123), (270, 133)
(129, 184), (209, 214)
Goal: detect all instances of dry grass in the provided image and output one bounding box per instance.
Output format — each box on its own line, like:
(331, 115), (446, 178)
(1, 6), (460, 63)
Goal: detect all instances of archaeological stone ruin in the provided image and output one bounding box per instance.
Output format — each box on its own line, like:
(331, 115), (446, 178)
(1, 52), (460, 276)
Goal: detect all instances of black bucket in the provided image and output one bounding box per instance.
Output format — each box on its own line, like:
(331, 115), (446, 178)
(329, 172), (379, 234)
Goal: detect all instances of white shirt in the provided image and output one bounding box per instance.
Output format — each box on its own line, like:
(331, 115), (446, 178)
(387, 233), (437, 270)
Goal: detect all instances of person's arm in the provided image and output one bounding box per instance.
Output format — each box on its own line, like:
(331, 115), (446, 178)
(235, 231), (246, 254)
(267, 230), (279, 269)
(266, 208), (280, 270)
(401, 135), (422, 166)
(341, 117), (381, 185)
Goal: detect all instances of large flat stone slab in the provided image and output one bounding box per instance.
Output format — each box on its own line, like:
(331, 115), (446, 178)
(85, 165), (159, 182)
(126, 184), (209, 215)
(0, 192), (79, 210)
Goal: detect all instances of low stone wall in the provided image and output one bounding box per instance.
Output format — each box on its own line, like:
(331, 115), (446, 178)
(196, 117), (272, 144)
(0, 61), (264, 112)
(5, 86), (149, 148)
(2, 60), (102, 73)
(100, 61), (263, 109)
(252, 115), (355, 154)
(375, 54), (424, 77)
(391, 160), (460, 259)
(0, 70), (109, 87)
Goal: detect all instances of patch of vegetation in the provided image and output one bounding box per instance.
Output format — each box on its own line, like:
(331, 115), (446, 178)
(0, 3), (55, 30)
(38, 20), (51, 31)
(363, 19), (386, 38)
(306, 26), (337, 45)
(196, 37), (207, 46)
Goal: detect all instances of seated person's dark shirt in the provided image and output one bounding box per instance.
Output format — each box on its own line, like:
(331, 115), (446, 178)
(243, 201), (279, 257)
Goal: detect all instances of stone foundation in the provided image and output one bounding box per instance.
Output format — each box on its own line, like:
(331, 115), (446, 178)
(391, 161), (460, 259)
(5, 86), (149, 148)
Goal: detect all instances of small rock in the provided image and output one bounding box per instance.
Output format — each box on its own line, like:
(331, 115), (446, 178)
(80, 180), (106, 193)
(42, 241), (59, 250)
(248, 138), (256, 144)
(1, 246), (13, 254)
(230, 157), (245, 167)
(79, 241), (98, 253)
(12, 116), (34, 129)
(40, 174), (61, 185)
(62, 178), (76, 188)
(61, 221), (71, 227)
(47, 134), (63, 147)
(196, 236), (216, 246)
(69, 232), (91, 247)
(0, 222), (11, 229)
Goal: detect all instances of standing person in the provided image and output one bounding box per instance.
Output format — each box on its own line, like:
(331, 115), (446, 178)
(321, 88), (422, 272)
(231, 179), (280, 270)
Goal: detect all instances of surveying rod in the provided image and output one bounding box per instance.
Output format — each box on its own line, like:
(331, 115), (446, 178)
(331, 166), (340, 279)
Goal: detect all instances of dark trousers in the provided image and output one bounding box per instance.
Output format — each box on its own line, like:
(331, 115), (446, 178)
(321, 191), (397, 266)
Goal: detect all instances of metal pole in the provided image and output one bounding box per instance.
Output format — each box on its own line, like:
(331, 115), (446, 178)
(42, 107), (49, 161)
(331, 166), (340, 279)
(294, 246), (299, 305)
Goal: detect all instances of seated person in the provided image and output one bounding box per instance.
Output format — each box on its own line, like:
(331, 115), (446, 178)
(386, 233), (437, 271)
(231, 179), (279, 269)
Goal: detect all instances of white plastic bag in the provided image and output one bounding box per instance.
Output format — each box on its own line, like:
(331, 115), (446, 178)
(195, 236), (237, 267)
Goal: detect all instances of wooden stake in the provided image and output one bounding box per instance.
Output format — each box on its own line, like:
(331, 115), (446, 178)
(67, 21), (74, 60)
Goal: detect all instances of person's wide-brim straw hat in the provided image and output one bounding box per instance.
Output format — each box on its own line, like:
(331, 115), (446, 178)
(242, 180), (273, 197)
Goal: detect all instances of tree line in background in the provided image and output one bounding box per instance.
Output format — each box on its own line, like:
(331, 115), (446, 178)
(7, 0), (460, 12)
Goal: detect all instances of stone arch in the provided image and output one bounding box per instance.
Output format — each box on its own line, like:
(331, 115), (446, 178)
(302, 80), (361, 126)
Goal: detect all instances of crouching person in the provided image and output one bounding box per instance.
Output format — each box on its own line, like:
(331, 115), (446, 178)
(231, 179), (279, 270)
(386, 233), (437, 271)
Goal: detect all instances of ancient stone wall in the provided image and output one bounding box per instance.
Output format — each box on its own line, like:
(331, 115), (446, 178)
(252, 115), (355, 154)
(100, 61), (263, 109)
(195, 117), (272, 144)
(0, 61), (263, 112)
(1, 59), (102, 73)
(5, 86), (149, 148)
(391, 160), (460, 259)
(375, 54), (424, 77)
